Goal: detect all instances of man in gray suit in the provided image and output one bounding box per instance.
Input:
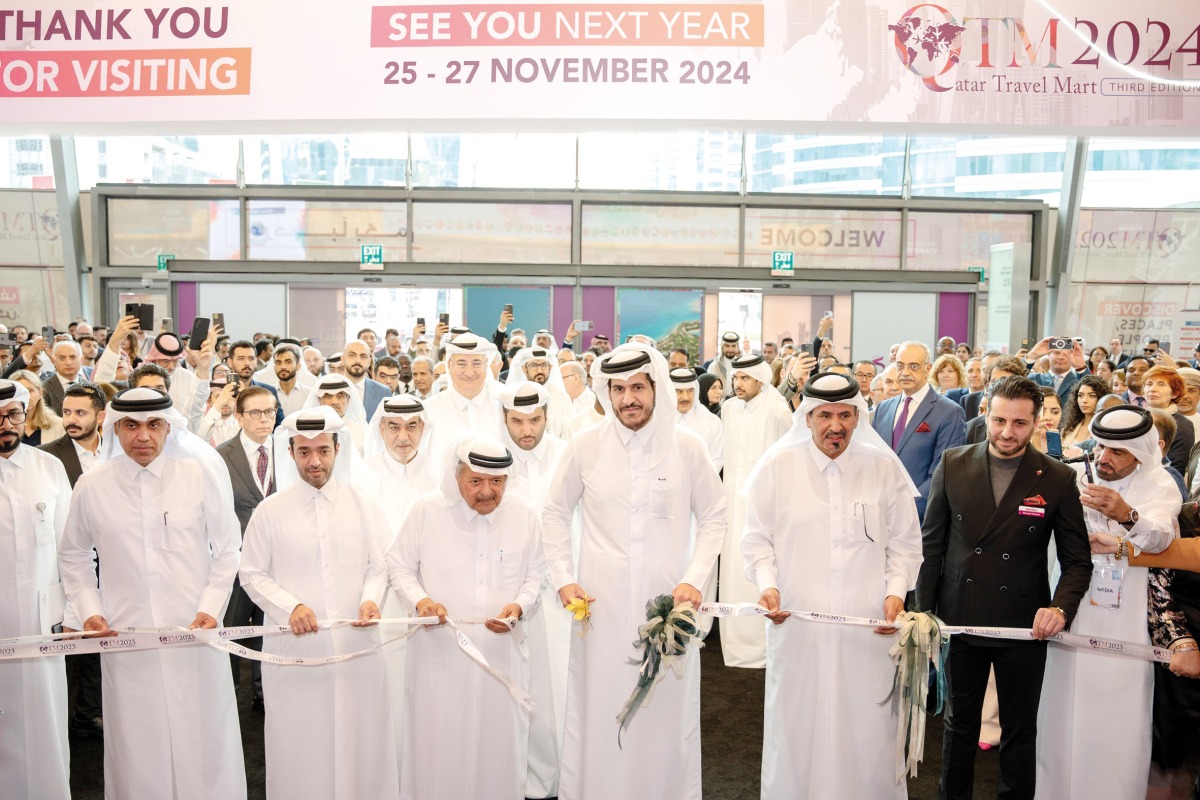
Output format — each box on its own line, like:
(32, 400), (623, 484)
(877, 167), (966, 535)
(215, 385), (278, 711)
(42, 340), (92, 416)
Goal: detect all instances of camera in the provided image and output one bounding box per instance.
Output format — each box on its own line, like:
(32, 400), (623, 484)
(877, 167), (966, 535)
(1048, 337), (1072, 351)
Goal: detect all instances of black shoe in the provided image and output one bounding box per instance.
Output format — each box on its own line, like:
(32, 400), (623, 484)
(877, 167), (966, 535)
(70, 715), (103, 738)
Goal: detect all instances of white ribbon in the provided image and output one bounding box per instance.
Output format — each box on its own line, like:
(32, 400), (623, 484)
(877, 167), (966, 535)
(445, 618), (535, 712)
(697, 603), (1174, 664)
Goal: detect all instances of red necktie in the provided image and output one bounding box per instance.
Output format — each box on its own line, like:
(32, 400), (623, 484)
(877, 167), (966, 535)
(257, 445), (273, 496)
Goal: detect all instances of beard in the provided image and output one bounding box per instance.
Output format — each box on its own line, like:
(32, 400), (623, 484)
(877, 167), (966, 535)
(66, 421), (98, 441)
(345, 363), (366, 378)
(0, 432), (19, 454)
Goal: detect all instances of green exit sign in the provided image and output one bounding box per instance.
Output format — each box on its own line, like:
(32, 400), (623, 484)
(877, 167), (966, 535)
(157, 254), (174, 272)
(771, 250), (794, 277)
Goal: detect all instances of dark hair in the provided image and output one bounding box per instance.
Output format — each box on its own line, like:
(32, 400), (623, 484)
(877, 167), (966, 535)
(1147, 338), (1160, 346)
(1061, 375), (1109, 433)
(670, 348), (689, 360)
(64, 381), (106, 412)
(228, 339), (255, 359)
(77, 334), (97, 345)
(375, 356), (400, 372)
(130, 363), (171, 391)
(1125, 355), (1152, 369)
(254, 339), (273, 357)
(989, 376), (1043, 417)
(235, 386), (275, 415)
(356, 328), (376, 339)
(988, 355), (1028, 379)
(853, 360), (877, 373)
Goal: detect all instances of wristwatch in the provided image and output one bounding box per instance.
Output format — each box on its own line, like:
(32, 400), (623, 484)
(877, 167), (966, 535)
(1120, 508), (1139, 531)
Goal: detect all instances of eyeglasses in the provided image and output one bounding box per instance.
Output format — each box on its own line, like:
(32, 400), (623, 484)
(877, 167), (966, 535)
(240, 408), (276, 420)
(896, 362), (926, 373)
(0, 410), (27, 426)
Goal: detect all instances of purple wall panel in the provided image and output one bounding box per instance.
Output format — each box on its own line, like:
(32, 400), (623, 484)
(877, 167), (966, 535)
(937, 292), (971, 345)
(552, 285), (574, 344)
(581, 286), (616, 350)
(175, 282), (197, 333)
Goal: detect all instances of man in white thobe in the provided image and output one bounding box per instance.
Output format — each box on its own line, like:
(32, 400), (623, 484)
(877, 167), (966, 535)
(507, 347), (573, 440)
(386, 436), (546, 800)
(145, 332), (217, 429)
(543, 344), (726, 800)
(500, 382), (568, 799)
(239, 407), (400, 799)
(0, 379), (73, 799)
(706, 330), (741, 398)
(361, 394), (438, 767)
(561, 360), (602, 436)
(423, 332), (505, 453)
(719, 353), (793, 667)
(302, 374), (367, 454)
(363, 395), (437, 501)
(59, 387), (246, 800)
(742, 372), (923, 799)
(1036, 405), (1179, 800)
(670, 367), (724, 472)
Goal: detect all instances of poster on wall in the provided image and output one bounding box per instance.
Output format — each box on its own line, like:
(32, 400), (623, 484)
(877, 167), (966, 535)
(0, 267), (70, 329)
(2, 2), (1198, 133)
(617, 287), (702, 363)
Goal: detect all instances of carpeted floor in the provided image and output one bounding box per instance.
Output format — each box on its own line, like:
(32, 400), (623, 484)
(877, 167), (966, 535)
(68, 622), (999, 799)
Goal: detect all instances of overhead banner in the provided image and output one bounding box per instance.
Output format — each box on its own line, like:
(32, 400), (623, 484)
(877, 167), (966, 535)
(1, 1), (1199, 131)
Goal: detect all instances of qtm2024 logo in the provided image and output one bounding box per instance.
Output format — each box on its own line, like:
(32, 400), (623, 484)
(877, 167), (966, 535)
(889, 4), (1200, 93)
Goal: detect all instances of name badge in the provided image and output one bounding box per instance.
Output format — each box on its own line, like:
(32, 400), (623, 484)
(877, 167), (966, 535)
(1089, 558), (1124, 610)
(1018, 505), (1045, 517)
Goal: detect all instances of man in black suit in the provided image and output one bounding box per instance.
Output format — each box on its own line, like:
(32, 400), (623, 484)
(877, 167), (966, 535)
(40, 381), (107, 738)
(215, 385), (279, 711)
(917, 376), (1093, 800)
(960, 353), (1024, 421)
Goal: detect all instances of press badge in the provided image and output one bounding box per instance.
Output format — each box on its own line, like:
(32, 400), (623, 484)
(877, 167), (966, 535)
(1018, 505), (1045, 518)
(1089, 558), (1124, 610)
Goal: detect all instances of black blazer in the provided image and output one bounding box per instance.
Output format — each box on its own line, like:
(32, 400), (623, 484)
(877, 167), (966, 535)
(964, 415), (987, 445)
(916, 442), (1093, 632)
(43, 377), (66, 417)
(39, 434), (83, 487)
(960, 390), (983, 421)
(216, 434), (270, 534)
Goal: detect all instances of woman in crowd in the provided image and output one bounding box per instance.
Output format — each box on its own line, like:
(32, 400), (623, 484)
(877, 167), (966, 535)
(1143, 365), (1195, 476)
(1094, 358), (1116, 388)
(1088, 345), (1110, 374)
(929, 353), (968, 401)
(954, 343), (972, 362)
(119, 332), (142, 372)
(10, 369), (65, 446)
(698, 373), (723, 417)
(1029, 386), (1062, 454)
(1112, 368), (1128, 396)
(1061, 376), (1108, 447)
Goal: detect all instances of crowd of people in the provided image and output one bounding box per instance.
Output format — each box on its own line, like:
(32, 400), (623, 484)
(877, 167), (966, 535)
(2, 307), (1200, 800)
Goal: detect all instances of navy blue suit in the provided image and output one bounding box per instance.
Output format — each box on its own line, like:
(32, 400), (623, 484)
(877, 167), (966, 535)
(360, 378), (390, 419)
(1027, 369), (1084, 404)
(872, 390), (966, 518)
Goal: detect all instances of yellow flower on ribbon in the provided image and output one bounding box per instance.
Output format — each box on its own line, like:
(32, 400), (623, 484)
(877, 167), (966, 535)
(566, 597), (591, 638)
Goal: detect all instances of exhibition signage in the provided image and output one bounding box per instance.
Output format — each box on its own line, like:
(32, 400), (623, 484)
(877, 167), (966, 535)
(0, 1), (1198, 131)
